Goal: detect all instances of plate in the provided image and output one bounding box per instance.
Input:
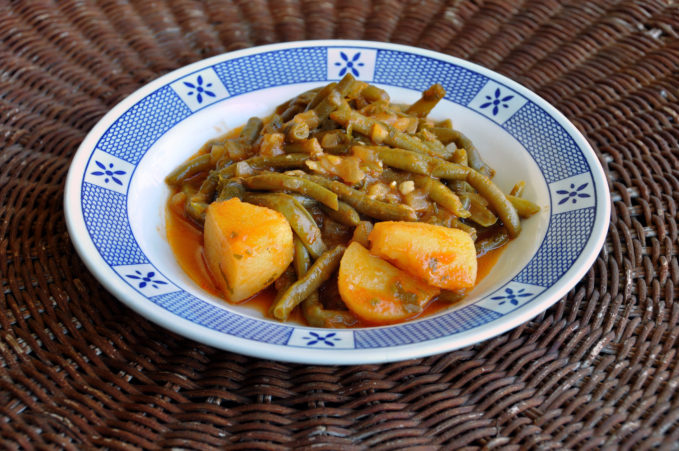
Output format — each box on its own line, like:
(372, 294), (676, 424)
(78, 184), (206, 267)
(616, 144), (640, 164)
(64, 40), (610, 364)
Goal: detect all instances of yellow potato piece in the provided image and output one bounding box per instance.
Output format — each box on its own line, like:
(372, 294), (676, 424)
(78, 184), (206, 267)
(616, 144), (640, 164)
(369, 221), (477, 290)
(338, 242), (440, 324)
(204, 198), (294, 302)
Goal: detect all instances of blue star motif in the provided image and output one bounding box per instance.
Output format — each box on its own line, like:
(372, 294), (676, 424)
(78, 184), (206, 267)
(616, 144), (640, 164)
(557, 183), (591, 205)
(335, 52), (365, 77)
(303, 332), (342, 347)
(91, 161), (126, 186)
(491, 287), (533, 306)
(183, 75), (216, 104)
(126, 271), (168, 289)
(480, 88), (514, 116)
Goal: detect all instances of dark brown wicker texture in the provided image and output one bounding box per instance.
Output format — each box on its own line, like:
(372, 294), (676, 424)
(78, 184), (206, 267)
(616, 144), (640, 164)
(1, 0), (678, 448)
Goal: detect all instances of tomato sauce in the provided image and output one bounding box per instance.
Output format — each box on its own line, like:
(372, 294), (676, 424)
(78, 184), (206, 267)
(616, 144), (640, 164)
(166, 198), (505, 326)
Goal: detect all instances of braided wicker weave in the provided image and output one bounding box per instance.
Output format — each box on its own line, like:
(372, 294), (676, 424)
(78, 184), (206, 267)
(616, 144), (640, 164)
(1, 0), (678, 448)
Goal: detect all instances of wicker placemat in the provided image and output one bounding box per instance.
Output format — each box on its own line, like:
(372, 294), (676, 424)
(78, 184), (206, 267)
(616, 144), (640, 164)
(1, 0), (678, 448)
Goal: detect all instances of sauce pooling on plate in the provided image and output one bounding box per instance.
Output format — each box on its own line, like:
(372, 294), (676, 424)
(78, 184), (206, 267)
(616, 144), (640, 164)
(166, 200), (505, 326)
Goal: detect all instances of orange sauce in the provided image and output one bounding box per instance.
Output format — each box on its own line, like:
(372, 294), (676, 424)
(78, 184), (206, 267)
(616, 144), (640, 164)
(166, 198), (506, 327)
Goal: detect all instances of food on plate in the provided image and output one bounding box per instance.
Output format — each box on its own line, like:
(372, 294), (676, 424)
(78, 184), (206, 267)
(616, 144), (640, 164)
(369, 221), (477, 291)
(166, 73), (539, 327)
(204, 197), (294, 302)
(338, 241), (440, 324)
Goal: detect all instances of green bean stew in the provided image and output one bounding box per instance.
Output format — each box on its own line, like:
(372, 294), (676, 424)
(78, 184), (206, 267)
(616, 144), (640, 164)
(166, 74), (539, 327)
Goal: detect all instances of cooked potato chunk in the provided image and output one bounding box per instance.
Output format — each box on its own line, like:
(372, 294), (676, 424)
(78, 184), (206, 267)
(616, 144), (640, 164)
(204, 198), (294, 302)
(369, 221), (477, 290)
(338, 242), (439, 324)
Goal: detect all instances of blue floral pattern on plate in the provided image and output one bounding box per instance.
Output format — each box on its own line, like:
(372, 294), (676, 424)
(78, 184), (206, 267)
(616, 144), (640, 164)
(170, 67), (229, 111)
(327, 48), (377, 81)
(303, 332), (342, 346)
(480, 88), (514, 116)
(335, 51), (365, 77)
(183, 75), (216, 104)
(90, 161), (126, 186)
(469, 80), (526, 124)
(557, 183), (591, 205)
(126, 270), (168, 290)
(491, 287), (533, 306)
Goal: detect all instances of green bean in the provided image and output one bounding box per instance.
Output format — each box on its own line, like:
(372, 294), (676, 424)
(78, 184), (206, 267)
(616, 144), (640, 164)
(454, 131), (493, 177)
(223, 139), (251, 161)
(186, 198), (208, 223)
(216, 177), (245, 202)
(450, 218), (478, 241)
(465, 170), (521, 237)
(306, 82), (337, 111)
(413, 174), (471, 218)
(418, 130), (449, 156)
(286, 120), (310, 142)
(276, 87), (320, 114)
(313, 90), (343, 123)
(406, 83), (446, 118)
(301, 292), (357, 328)
(296, 173), (418, 221)
(437, 289), (466, 304)
(475, 227), (509, 256)
(320, 201), (361, 226)
(431, 162), (474, 180)
(166, 154), (212, 185)
(243, 193), (327, 258)
(273, 265), (296, 295)
(428, 127), (458, 145)
(336, 72), (357, 96)
(451, 148), (468, 166)
(306, 74), (356, 123)
(286, 193), (316, 208)
(463, 193), (498, 227)
(194, 171), (219, 201)
(374, 145), (438, 174)
(180, 183), (196, 198)
(240, 117), (263, 144)
(293, 236), (311, 278)
(437, 118), (453, 129)
(291, 110), (320, 130)
(284, 138), (323, 155)
(428, 128), (494, 175)
(314, 130), (353, 154)
(380, 147), (517, 235)
(262, 114), (284, 134)
(291, 238), (357, 327)
(272, 245), (346, 321)
(351, 221), (373, 248)
(284, 111), (320, 142)
(279, 102), (304, 122)
(360, 84), (390, 103)
(370, 146), (470, 180)
(509, 180), (526, 197)
(383, 118), (451, 159)
(330, 108), (453, 159)
(216, 153), (309, 179)
(353, 146), (518, 235)
(507, 194), (540, 218)
(242, 173), (339, 210)
(510, 181), (525, 197)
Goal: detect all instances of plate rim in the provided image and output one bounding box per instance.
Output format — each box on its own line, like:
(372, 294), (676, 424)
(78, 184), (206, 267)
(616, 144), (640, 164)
(64, 39), (610, 364)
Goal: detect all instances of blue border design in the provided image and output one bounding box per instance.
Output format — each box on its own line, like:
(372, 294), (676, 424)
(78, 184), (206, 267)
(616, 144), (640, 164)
(79, 44), (602, 349)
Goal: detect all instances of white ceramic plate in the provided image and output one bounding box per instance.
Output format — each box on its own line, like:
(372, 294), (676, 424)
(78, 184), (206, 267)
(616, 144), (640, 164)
(64, 40), (610, 364)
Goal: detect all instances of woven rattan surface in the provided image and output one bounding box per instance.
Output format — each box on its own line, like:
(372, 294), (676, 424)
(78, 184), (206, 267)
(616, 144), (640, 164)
(1, 0), (678, 449)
